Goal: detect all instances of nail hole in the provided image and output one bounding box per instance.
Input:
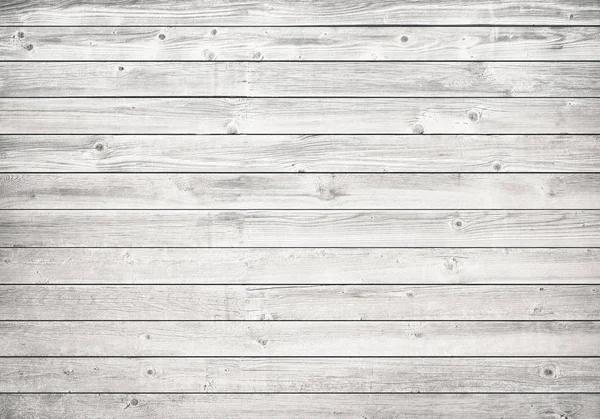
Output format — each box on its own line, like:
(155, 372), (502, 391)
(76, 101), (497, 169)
(158, 34), (166, 40)
(401, 35), (409, 43)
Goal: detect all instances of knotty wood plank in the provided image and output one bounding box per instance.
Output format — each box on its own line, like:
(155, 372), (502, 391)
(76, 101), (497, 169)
(2, 135), (599, 173)
(2, 98), (598, 134)
(3, 62), (600, 98)
(1, 210), (598, 247)
(2, 285), (597, 320)
(1, 357), (597, 393)
(2, 248), (598, 285)
(2, 174), (599, 209)
(1, 1), (598, 25)
(1, 394), (598, 419)
(3, 321), (598, 357)
(2, 27), (600, 61)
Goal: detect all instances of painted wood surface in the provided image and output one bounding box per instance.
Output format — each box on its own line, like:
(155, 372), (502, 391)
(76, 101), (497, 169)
(2, 174), (599, 209)
(2, 248), (598, 285)
(2, 210), (598, 247)
(2, 285), (597, 320)
(1, 0), (598, 413)
(2, 98), (599, 134)
(2, 27), (600, 61)
(3, 321), (598, 357)
(2, 135), (599, 173)
(5, 62), (600, 97)
(1, 357), (598, 393)
(1, 1), (598, 25)
(2, 394), (598, 419)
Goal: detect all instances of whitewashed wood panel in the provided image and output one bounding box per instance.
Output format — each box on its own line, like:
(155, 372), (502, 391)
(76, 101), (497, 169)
(1, 210), (598, 247)
(2, 285), (596, 320)
(2, 394), (598, 419)
(5, 394), (599, 419)
(2, 135), (598, 173)
(2, 174), (598, 209)
(2, 248), (598, 285)
(4, 62), (600, 97)
(2, 98), (598, 134)
(1, 1), (597, 25)
(1, 357), (597, 393)
(2, 27), (600, 61)
(3, 321), (597, 357)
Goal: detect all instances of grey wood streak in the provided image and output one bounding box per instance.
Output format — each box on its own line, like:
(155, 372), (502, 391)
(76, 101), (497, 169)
(2, 248), (598, 285)
(1, 357), (597, 393)
(3, 62), (600, 98)
(2, 27), (600, 61)
(2, 174), (598, 210)
(2, 285), (597, 320)
(2, 135), (598, 173)
(1, 1), (598, 25)
(2, 98), (599, 134)
(2, 394), (598, 419)
(3, 321), (598, 357)
(2, 210), (599, 247)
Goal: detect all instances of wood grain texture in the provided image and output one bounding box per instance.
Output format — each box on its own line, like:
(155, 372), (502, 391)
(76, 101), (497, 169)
(2, 285), (597, 320)
(1, 210), (598, 247)
(4, 62), (600, 97)
(2, 135), (599, 173)
(2, 248), (598, 285)
(2, 394), (598, 419)
(2, 174), (599, 210)
(2, 98), (598, 134)
(1, 1), (598, 25)
(1, 357), (597, 393)
(2, 27), (600, 61)
(3, 321), (598, 357)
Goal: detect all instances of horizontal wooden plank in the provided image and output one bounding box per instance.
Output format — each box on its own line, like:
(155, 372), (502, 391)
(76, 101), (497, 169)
(1, 210), (598, 247)
(3, 321), (598, 357)
(2, 98), (598, 134)
(2, 248), (599, 285)
(2, 174), (599, 210)
(2, 27), (600, 61)
(2, 1), (598, 25)
(1, 357), (597, 393)
(2, 285), (597, 320)
(4, 62), (600, 97)
(1, 135), (598, 173)
(3, 394), (598, 419)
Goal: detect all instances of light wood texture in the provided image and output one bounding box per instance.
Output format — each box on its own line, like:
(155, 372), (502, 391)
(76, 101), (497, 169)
(2, 135), (599, 173)
(1, 1), (598, 25)
(5, 62), (600, 97)
(2, 27), (600, 61)
(1, 210), (598, 247)
(2, 285), (597, 320)
(2, 98), (599, 134)
(2, 248), (598, 285)
(2, 174), (599, 209)
(1, 357), (597, 393)
(1, 394), (598, 419)
(3, 321), (598, 357)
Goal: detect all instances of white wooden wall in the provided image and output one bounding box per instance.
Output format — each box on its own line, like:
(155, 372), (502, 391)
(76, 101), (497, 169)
(1, 1), (599, 417)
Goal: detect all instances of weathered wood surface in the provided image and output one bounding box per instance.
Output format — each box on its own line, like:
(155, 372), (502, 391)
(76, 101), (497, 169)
(2, 27), (600, 61)
(2, 174), (599, 210)
(2, 210), (598, 247)
(2, 248), (598, 285)
(2, 135), (599, 173)
(2, 357), (597, 393)
(3, 321), (598, 357)
(5, 62), (600, 97)
(2, 394), (598, 419)
(1, 1), (598, 25)
(2, 285), (597, 320)
(2, 98), (599, 134)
